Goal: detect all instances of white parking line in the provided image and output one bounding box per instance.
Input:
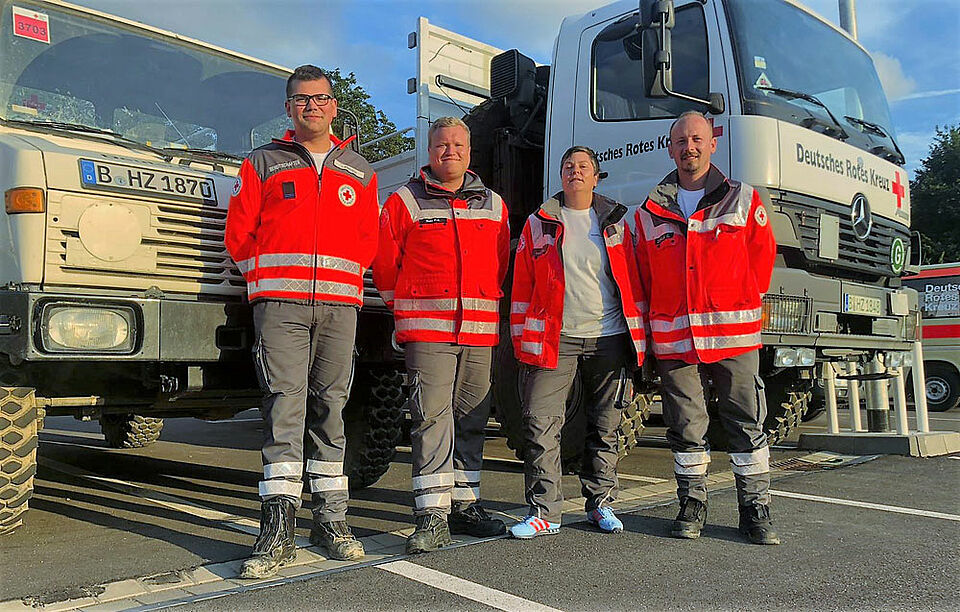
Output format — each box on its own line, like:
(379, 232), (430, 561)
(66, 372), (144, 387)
(770, 490), (960, 522)
(379, 560), (563, 612)
(39, 455), (266, 538)
(618, 473), (669, 484)
(948, 456), (960, 460)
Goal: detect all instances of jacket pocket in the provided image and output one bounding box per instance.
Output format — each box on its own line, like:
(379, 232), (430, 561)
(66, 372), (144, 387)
(754, 374), (768, 422)
(252, 336), (274, 392)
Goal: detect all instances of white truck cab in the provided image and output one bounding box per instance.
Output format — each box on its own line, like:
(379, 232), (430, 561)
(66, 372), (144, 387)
(381, 0), (920, 456)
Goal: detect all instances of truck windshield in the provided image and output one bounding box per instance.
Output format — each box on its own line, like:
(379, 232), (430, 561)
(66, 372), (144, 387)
(0, 1), (291, 157)
(725, 0), (898, 158)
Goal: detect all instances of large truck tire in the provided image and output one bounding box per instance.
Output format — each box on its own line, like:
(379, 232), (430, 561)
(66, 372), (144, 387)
(706, 372), (810, 451)
(100, 414), (164, 448)
(493, 337), (647, 472)
(344, 366), (405, 490)
(0, 387), (38, 535)
(923, 362), (960, 412)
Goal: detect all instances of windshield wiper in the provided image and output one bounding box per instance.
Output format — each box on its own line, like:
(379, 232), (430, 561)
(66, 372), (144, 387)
(3, 118), (166, 156)
(843, 116), (906, 165)
(162, 147), (244, 163)
(756, 85), (850, 141)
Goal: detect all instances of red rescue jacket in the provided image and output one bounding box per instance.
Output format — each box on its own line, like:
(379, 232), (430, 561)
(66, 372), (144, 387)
(225, 130), (379, 307)
(633, 165), (776, 364)
(373, 167), (510, 346)
(511, 193), (646, 369)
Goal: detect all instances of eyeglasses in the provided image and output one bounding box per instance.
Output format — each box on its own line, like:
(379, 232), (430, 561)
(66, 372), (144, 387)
(287, 93), (335, 107)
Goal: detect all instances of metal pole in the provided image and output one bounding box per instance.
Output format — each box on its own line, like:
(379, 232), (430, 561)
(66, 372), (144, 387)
(892, 367), (909, 435)
(864, 354), (889, 432)
(847, 361), (863, 432)
(839, 0), (858, 40)
(823, 362), (840, 434)
(912, 341), (931, 433)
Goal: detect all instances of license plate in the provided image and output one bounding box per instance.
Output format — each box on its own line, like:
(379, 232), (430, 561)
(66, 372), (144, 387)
(79, 159), (217, 205)
(842, 293), (883, 316)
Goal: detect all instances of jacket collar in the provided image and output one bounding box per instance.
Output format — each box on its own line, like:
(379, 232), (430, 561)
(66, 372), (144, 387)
(416, 165), (487, 200)
(275, 129), (352, 151)
(646, 164), (730, 218)
(539, 191), (626, 228)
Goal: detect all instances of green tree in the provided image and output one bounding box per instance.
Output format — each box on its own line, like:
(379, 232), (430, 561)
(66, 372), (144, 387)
(911, 125), (960, 264)
(326, 68), (413, 164)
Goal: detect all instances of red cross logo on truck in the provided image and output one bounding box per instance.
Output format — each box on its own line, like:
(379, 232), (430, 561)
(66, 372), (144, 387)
(708, 117), (723, 139)
(892, 171), (905, 209)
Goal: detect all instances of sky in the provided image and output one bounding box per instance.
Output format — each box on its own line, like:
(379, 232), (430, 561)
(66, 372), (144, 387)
(72, 0), (960, 176)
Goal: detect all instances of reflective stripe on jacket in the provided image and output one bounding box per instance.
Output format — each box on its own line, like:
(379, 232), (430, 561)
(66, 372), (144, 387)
(372, 167), (510, 346)
(633, 165), (776, 364)
(511, 193), (646, 369)
(224, 130), (379, 307)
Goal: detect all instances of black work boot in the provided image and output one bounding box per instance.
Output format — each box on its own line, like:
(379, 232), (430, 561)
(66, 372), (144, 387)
(406, 513), (453, 554)
(310, 519), (365, 561)
(738, 503), (781, 545)
(239, 497), (297, 579)
(670, 496), (707, 539)
(448, 503), (507, 537)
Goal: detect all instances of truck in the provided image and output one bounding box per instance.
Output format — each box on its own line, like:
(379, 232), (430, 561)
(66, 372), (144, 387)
(373, 0), (920, 460)
(0, 0), (405, 535)
(902, 263), (960, 411)
(0, 0), (922, 534)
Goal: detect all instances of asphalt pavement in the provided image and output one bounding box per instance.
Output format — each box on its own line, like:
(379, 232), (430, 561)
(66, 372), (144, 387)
(0, 407), (957, 611)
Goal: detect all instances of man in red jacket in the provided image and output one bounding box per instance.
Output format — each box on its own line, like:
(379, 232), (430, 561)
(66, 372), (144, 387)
(373, 116), (510, 553)
(633, 111), (779, 544)
(225, 65), (379, 578)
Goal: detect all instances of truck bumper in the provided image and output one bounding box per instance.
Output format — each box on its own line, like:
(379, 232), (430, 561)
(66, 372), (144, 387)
(762, 267), (919, 354)
(0, 289), (251, 362)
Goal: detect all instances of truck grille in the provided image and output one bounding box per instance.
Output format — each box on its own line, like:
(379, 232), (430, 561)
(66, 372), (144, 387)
(772, 189), (909, 281)
(45, 192), (246, 297)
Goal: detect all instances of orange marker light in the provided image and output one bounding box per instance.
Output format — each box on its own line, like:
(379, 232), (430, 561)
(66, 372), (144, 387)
(5, 187), (45, 213)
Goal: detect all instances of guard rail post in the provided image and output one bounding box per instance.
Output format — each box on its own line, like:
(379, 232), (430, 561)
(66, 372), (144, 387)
(823, 361), (840, 434)
(891, 367), (910, 435)
(847, 361), (863, 432)
(911, 340), (930, 433)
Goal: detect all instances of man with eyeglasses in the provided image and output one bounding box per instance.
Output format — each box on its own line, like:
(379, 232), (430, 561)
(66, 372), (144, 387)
(226, 64), (379, 578)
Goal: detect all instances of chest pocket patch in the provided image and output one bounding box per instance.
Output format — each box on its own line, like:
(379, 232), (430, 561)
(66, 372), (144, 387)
(282, 181), (296, 199)
(655, 232), (675, 247)
(418, 218), (448, 227)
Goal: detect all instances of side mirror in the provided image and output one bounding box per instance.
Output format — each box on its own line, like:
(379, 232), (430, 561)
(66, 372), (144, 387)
(641, 0), (726, 115)
(707, 92), (725, 115)
(643, 0), (675, 99)
(640, 0), (674, 30)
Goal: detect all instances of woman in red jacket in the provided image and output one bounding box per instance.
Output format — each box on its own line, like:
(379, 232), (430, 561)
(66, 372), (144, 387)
(508, 146), (645, 539)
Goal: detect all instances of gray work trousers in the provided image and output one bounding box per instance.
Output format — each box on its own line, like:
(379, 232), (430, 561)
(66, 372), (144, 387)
(657, 349), (771, 507)
(253, 300), (357, 521)
(521, 334), (631, 523)
(405, 342), (493, 516)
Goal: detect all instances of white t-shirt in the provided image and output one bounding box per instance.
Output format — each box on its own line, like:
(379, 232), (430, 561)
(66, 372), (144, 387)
(559, 206), (628, 338)
(678, 187), (704, 219)
(310, 150), (329, 173)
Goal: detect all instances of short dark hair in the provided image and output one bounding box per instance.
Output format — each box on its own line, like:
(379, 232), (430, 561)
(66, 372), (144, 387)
(286, 65), (332, 98)
(560, 145), (600, 176)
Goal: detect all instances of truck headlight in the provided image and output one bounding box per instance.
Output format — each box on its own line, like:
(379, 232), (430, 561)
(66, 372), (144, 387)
(762, 295), (811, 334)
(774, 347), (815, 367)
(40, 304), (137, 353)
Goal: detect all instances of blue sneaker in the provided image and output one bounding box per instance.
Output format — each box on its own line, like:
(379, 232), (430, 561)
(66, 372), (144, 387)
(509, 515), (560, 539)
(587, 506), (623, 533)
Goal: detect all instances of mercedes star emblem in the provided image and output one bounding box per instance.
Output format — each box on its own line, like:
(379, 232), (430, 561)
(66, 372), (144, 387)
(851, 193), (872, 241)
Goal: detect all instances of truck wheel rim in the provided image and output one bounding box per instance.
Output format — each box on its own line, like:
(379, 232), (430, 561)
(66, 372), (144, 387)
(926, 377), (948, 403)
